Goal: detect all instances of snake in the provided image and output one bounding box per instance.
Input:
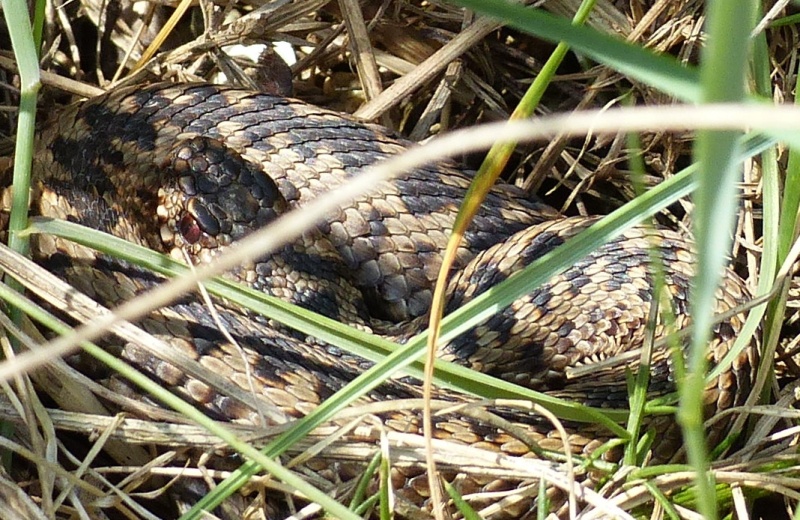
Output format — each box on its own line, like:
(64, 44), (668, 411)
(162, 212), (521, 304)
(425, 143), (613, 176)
(13, 82), (757, 517)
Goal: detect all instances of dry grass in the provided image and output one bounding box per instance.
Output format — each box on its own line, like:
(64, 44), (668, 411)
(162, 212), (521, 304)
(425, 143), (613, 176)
(0, 0), (799, 519)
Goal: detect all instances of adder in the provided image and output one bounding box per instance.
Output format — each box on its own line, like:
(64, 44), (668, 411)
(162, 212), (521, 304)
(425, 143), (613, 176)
(9, 81), (757, 517)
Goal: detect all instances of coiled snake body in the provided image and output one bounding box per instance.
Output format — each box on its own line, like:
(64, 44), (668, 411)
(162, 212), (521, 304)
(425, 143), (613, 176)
(18, 83), (756, 516)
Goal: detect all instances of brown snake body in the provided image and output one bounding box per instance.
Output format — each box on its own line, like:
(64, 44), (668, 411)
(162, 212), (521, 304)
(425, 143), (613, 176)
(12, 82), (757, 517)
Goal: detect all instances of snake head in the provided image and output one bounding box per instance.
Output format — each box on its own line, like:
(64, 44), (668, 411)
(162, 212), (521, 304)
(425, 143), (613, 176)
(158, 136), (288, 262)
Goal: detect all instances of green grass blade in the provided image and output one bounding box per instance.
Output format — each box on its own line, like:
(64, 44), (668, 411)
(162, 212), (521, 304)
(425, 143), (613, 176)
(726, 9), (780, 406)
(444, 480), (482, 520)
(1, 0), (43, 472)
(683, 3), (757, 519)
(1, 0), (40, 260)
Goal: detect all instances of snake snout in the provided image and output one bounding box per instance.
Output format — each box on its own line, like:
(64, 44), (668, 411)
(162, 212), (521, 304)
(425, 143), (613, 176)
(159, 135), (290, 256)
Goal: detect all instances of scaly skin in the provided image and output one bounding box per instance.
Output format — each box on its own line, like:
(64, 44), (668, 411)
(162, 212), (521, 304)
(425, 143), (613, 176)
(14, 82), (757, 517)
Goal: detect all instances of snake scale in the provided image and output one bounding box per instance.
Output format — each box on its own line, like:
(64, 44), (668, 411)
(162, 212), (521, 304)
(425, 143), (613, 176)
(13, 82), (757, 517)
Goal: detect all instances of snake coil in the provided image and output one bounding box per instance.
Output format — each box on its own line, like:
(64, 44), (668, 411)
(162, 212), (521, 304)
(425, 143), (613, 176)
(14, 82), (757, 517)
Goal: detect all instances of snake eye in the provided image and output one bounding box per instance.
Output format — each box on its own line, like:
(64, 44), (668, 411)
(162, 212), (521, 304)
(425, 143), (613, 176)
(187, 198), (221, 236)
(178, 214), (202, 244)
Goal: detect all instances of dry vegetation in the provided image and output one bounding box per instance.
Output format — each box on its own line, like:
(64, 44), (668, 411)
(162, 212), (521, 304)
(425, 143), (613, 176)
(0, 0), (798, 519)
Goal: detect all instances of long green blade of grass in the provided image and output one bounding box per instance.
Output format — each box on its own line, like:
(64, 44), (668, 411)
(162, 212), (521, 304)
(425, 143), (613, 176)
(1, 0), (40, 260)
(730, 3), (781, 415)
(684, 2), (756, 519)
(1, 0), (42, 473)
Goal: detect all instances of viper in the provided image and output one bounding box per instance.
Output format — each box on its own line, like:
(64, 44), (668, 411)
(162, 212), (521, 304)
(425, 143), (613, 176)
(10, 82), (756, 517)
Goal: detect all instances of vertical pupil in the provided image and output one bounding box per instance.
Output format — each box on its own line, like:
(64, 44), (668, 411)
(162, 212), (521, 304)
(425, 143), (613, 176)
(179, 214), (202, 244)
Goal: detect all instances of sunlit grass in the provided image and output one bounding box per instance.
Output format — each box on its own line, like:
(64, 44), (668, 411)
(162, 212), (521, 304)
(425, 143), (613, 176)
(1, 0), (797, 518)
